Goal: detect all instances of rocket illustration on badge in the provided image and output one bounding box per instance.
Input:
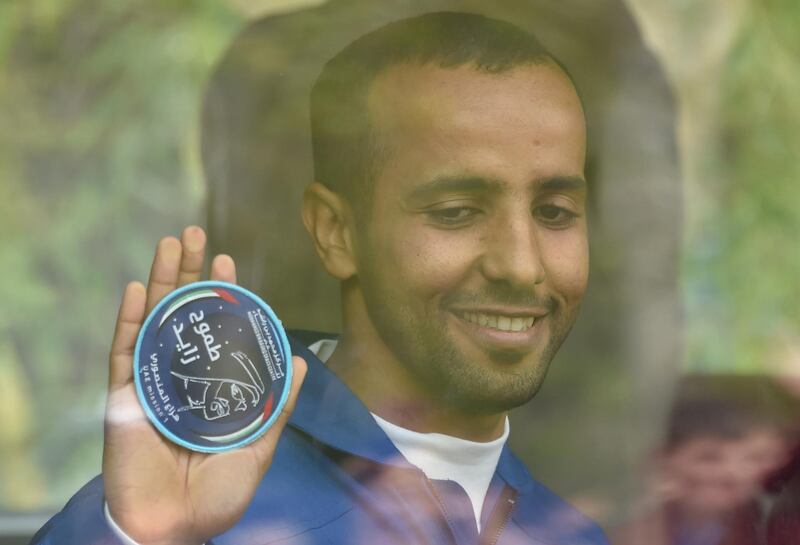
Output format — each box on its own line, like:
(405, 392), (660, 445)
(133, 281), (293, 452)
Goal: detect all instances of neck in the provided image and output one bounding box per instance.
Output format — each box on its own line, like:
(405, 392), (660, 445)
(326, 283), (506, 442)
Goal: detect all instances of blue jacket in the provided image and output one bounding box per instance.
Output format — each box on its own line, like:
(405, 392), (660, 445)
(32, 333), (609, 545)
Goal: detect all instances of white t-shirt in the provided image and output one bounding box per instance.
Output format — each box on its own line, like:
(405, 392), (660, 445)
(108, 338), (508, 542)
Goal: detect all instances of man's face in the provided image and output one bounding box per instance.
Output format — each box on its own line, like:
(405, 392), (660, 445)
(354, 62), (588, 413)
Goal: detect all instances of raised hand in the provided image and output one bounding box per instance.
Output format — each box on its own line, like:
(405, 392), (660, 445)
(103, 226), (307, 545)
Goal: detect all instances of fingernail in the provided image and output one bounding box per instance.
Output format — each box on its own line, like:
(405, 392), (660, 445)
(184, 226), (206, 252)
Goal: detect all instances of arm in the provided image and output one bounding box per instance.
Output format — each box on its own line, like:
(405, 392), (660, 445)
(31, 226), (307, 545)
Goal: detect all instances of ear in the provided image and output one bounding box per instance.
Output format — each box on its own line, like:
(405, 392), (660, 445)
(302, 182), (358, 280)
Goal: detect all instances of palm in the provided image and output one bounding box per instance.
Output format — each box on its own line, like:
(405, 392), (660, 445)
(103, 227), (306, 545)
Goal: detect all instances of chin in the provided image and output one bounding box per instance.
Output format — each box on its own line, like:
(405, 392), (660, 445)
(438, 361), (550, 414)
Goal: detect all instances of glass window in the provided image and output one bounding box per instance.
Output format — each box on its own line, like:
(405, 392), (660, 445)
(1, 1), (798, 543)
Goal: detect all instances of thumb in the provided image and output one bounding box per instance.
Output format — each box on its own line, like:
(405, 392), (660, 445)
(248, 355), (308, 465)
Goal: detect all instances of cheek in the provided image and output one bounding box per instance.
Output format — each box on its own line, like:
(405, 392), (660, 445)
(384, 225), (480, 296)
(665, 458), (702, 483)
(540, 230), (589, 301)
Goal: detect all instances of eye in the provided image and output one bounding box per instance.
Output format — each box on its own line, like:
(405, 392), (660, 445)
(534, 204), (578, 228)
(427, 206), (480, 226)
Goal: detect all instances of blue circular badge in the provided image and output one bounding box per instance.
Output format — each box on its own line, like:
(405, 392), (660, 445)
(133, 281), (292, 453)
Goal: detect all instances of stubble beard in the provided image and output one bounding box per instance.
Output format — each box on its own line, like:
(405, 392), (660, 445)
(362, 283), (579, 416)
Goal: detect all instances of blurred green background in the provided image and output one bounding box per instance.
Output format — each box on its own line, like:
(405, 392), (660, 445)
(628, 0), (800, 373)
(0, 0), (797, 530)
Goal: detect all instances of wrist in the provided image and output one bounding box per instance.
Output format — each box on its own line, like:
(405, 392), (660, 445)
(104, 502), (204, 545)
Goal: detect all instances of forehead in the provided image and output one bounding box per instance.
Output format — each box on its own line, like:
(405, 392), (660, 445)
(671, 428), (784, 453)
(365, 62), (586, 192)
(369, 60), (582, 119)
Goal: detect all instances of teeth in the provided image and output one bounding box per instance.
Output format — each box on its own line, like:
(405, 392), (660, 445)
(498, 316), (511, 330)
(461, 312), (536, 332)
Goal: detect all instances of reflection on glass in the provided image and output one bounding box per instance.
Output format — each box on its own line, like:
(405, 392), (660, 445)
(612, 374), (797, 545)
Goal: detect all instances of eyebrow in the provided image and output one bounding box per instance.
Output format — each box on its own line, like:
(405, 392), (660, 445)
(538, 175), (587, 192)
(406, 176), (502, 202)
(406, 174), (586, 202)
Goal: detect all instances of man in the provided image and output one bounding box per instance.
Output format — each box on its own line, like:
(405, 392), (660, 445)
(33, 12), (607, 545)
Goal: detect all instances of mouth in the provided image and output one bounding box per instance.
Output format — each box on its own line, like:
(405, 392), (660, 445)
(449, 308), (547, 352)
(459, 311), (536, 332)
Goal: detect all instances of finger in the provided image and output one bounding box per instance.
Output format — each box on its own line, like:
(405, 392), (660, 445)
(146, 236), (182, 313)
(108, 281), (147, 389)
(210, 254), (237, 284)
(177, 225), (206, 287)
(248, 355), (308, 464)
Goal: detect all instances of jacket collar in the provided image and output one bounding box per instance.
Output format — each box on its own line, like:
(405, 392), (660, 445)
(287, 334), (533, 492)
(288, 336), (409, 467)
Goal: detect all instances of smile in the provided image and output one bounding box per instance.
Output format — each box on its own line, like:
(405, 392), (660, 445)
(459, 312), (536, 332)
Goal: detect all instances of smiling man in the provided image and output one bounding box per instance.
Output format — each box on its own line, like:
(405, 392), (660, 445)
(310, 57), (588, 439)
(33, 12), (606, 545)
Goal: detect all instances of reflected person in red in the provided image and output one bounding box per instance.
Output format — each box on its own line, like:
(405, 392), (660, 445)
(612, 375), (793, 545)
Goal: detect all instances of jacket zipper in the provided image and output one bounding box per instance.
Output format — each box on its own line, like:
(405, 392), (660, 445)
(480, 485), (518, 545)
(423, 476), (460, 545)
(423, 475), (518, 545)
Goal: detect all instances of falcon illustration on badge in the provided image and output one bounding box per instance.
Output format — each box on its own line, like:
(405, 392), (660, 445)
(134, 281), (292, 453)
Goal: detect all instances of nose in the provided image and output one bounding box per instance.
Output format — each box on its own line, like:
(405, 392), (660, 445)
(480, 212), (545, 287)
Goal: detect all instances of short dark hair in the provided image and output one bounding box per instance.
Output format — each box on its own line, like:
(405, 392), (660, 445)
(310, 11), (558, 211)
(663, 374), (795, 452)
